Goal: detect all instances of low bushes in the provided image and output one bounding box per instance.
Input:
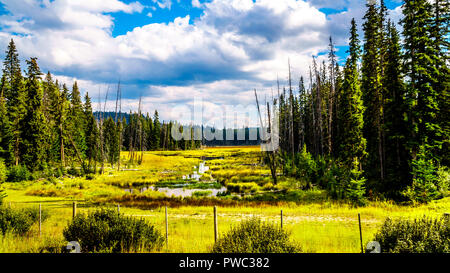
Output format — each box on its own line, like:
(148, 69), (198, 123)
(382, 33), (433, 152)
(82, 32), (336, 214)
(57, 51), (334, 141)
(0, 206), (48, 235)
(7, 164), (32, 182)
(212, 218), (301, 253)
(373, 215), (449, 253)
(226, 182), (259, 194)
(0, 159), (7, 183)
(63, 209), (164, 253)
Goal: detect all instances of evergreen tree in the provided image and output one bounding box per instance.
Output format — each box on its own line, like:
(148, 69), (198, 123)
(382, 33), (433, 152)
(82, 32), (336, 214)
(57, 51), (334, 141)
(383, 22), (410, 197)
(84, 93), (98, 171)
(3, 39), (26, 166)
(402, 0), (442, 161)
(0, 77), (13, 163)
(21, 57), (46, 170)
(338, 19), (367, 168)
(68, 81), (86, 157)
(103, 117), (119, 166)
(361, 1), (384, 183)
(152, 110), (161, 150)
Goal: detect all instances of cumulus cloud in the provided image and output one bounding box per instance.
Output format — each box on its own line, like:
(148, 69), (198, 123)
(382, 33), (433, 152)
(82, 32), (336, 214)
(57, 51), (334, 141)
(0, 0), (404, 123)
(192, 0), (202, 9)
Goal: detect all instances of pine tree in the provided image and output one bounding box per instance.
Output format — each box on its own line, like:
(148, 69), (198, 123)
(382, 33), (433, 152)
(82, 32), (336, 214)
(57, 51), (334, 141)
(0, 77), (13, 164)
(361, 1), (384, 183)
(430, 0), (450, 166)
(345, 158), (367, 206)
(21, 57), (46, 170)
(68, 81), (86, 158)
(338, 19), (367, 168)
(84, 93), (98, 172)
(152, 110), (161, 150)
(383, 22), (410, 197)
(402, 0), (442, 161)
(103, 117), (119, 166)
(2, 39), (26, 166)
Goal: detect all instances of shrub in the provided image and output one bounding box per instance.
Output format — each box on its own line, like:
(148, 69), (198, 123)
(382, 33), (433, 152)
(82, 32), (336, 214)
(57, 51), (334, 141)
(402, 145), (439, 203)
(192, 190), (212, 197)
(373, 215), (449, 253)
(436, 166), (449, 197)
(0, 206), (46, 235)
(212, 218), (301, 253)
(344, 158), (367, 206)
(0, 159), (7, 183)
(7, 164), (32, 182)
(63, 209), (164, 253)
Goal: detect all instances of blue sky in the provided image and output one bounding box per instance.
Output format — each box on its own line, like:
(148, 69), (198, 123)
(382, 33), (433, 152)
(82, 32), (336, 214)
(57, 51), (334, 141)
(0, 0), (403, 126)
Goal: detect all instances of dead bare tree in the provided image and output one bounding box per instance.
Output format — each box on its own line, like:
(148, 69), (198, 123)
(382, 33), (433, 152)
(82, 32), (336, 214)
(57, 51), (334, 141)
(99, 85), (109, 174)
(288, 59), (295, 158)
(312, 57), (324, 157)
(255, 89), (277, 185)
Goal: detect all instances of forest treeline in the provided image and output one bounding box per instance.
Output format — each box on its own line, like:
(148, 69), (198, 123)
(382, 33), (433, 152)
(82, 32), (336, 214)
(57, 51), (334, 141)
(0, 39), (207, 177)
(271, 0), (448, 204)
(0, 0), (448, 205)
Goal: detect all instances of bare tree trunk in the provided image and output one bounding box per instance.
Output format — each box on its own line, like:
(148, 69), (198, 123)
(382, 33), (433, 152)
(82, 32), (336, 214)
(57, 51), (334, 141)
(117, 82), (122, 171)
(255, 89), (277, 185)
(288, 59), (295, 158)
(313, 57), (324, 157)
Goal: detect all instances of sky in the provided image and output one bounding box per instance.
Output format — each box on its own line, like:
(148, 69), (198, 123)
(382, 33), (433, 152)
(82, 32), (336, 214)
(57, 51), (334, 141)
(0, 0), (403, 128)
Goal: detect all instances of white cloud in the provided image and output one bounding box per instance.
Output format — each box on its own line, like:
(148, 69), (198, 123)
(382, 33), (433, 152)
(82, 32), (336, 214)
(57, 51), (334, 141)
(192, 0), (202, 8)
(153, 0), (172, 10)
(0, 0), (404, 124)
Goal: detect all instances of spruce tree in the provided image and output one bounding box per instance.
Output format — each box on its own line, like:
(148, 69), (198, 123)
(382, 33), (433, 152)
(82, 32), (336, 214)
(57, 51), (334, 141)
(0, 77), (13, 164)
(338, 19), (367, 168)
(402, 0), (442, 160)
(152, 110), (161, 150)
(84, 93), (98, 172)
(383, 22), (411, 197)
(361, 1), (384, 183)
(22, 57), (46, 170)
(68, 81), (86, 157)
(3, 39), (26, 166)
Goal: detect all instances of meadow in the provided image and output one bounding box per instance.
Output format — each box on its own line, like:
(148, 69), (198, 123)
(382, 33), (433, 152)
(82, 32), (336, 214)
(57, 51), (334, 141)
(1, 146), (449, 253)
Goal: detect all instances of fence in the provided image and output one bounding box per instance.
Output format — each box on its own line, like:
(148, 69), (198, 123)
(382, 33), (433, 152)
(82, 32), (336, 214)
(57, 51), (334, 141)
(3, 201), (449, 253)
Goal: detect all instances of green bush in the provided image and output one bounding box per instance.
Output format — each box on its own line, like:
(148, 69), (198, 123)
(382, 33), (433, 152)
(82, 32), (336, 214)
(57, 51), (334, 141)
(212, 218), (301, 253)
(373, 215), (449, 253)
(437, 166), (449, 197)
(0, 159), (7, 183)
(7, 164), (32, 182)
(63, 209), (164, 253)
(402, 145), (439, 203)
(0, 206), (47, 235)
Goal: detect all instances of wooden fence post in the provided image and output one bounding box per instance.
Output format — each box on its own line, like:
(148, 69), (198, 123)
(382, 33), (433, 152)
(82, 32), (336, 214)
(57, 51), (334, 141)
(214, 206), (218, 243)
(281, 209), (283, 229)
(165, 206), (169, 250)
(39, 203), (42, 237)
(358, 213), (363, 253)
(73, 202), (77, 218)
(117, 204), (120, 215)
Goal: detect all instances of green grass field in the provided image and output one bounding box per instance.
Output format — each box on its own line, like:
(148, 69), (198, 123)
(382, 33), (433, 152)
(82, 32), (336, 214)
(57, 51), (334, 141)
(1, 147), (449, 253)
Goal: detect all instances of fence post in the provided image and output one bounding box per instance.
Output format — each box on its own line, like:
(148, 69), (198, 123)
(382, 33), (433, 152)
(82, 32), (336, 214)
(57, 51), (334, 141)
(358, 213), (363, 253)
(281, 209), (283, 229)
(117, 204), (120, 215)
(72, 202), (77, 218)
(214, 206), (218, 243)
(39, 203), (42, 237)
(165, 206), (169, 250)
